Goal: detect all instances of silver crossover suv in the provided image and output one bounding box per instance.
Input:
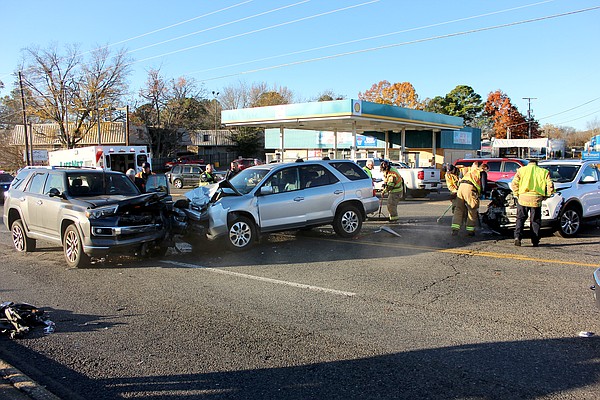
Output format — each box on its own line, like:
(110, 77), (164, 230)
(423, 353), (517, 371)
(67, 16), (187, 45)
(194, 159), (379, 250)
(3, 167), (169, 268)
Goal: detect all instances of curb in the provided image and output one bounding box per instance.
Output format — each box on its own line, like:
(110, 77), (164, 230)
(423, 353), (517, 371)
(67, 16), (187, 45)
(0, 359), (60, 400)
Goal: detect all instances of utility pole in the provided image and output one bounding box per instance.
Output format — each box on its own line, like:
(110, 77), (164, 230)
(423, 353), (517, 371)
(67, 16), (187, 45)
(95, 92), (101, 145)
(523, 97), (537, 139)
(18, 71), (31, 166)
(212, 90), (219, 167)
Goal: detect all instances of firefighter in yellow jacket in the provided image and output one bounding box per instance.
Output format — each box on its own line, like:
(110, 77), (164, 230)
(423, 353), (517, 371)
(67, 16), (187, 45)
(451, 161), (487, 236)
(510, 159), (554, 247)
(380, 161), (404, 222)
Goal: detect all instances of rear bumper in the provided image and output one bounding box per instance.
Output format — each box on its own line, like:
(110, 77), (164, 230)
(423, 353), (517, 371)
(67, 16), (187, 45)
(362, 197), (380, 215)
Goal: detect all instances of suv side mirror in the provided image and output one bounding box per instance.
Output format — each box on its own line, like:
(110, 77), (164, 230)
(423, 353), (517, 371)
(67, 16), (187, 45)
(259, 186), (274, 195)
(48, 188), (63, 198)
(146, 174), (170, 194)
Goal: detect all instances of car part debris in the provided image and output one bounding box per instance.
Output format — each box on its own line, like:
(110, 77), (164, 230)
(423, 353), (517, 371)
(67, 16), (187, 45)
(0, 302), (54, 339)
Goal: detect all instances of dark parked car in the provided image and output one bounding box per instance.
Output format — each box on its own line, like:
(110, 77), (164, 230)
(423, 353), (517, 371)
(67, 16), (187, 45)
(165, 164), (206, 188)
(0, 171), (14, 203)
(3, 167), (170, 268)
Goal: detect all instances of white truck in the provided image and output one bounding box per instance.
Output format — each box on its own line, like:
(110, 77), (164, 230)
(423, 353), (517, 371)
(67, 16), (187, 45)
(355, 158), (441, 198)
(48, 145), (152, 173)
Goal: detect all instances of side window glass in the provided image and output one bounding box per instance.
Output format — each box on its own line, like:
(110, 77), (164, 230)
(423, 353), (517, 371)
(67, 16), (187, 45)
(264, 168), (299, 193)
(486, 161), (501, 172)
(503, 162), (520, 173)
(330, 162), (366, 181)
(300, 165), (336, 188)
(192, 167), (200, 174)
(44, 173), (66, 194)
(580, 165), (598, 182)
(27, 173), (47, 194)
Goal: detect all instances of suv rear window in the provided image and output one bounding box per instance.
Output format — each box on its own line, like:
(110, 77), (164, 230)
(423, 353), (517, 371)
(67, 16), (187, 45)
(330, 162), (369, 181)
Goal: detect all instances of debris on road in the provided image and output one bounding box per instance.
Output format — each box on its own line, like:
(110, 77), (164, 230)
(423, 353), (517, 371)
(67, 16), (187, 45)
(1, 302), (55, 339)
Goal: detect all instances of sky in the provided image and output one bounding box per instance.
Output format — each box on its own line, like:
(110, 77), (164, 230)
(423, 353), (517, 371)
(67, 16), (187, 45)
(1, 0), (599, 131)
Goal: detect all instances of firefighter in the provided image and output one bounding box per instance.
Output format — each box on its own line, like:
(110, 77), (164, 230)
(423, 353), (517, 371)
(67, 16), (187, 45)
(510, 159), (554, 247)
(380, 160), (404, 223)
(451, 161), (487, 236)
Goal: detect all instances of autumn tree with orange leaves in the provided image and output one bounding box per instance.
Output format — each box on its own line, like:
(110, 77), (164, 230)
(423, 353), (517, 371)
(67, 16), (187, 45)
(358, 80), (422, 109)
(484, 90), (540, 139)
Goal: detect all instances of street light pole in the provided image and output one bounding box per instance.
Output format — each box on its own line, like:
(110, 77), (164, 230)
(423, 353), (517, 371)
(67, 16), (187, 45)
(212, 91), (219, 147)
(523, 97), (537, 139)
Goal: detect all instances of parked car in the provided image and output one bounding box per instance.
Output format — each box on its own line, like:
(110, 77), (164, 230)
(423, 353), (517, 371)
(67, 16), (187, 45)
(165, 164), (206, 188)
(3, 167), (171, 268)
(483, 159), (600, 237)
(233, 158), (263, 171)
(355, 158), (441, 198)
(454, 158), (528, 192)
(164, 155), (205, 171)
(0, 171), (14, 203)
(185, 160), (379, 250)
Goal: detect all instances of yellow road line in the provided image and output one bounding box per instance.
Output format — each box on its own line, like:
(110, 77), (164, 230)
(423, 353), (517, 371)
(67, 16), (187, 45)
(318, 236), (599, 268)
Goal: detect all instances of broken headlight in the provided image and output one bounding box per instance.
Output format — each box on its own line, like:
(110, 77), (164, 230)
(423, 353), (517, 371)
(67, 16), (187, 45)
(86, 205), (118, 219)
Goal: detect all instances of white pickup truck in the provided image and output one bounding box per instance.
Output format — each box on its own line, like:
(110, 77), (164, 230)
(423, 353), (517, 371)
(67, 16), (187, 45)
(355, 158), (441, 198)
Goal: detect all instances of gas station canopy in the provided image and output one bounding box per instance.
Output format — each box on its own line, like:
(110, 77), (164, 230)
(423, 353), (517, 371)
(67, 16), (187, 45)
(221, 99), (464, 133)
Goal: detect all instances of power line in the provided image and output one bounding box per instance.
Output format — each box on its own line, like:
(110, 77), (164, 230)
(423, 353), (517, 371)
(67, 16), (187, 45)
(198, 5), (600, 82)
(133, 0), (380, 64)
(184, 0), (557, 76)
(126, 0), (311, 56)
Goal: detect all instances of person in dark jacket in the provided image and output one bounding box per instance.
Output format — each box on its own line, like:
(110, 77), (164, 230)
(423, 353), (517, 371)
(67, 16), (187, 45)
(225, 161), (240, 180)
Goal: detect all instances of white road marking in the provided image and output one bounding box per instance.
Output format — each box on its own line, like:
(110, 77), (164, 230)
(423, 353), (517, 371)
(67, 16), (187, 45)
(161, 260), (356, 297)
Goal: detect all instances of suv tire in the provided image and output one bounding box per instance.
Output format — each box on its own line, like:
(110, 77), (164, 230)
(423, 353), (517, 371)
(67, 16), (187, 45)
(64, 224), (90, 268)
(333, 205), (362, 238)
(227, 215), (256, 251)
(11, 219), (36, 252)
(173, 178), (183, 189)
(555, 206), (582, 238)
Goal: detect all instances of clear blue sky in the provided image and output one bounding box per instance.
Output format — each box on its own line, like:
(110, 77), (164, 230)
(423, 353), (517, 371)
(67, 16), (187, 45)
(1, 0), (599, 131)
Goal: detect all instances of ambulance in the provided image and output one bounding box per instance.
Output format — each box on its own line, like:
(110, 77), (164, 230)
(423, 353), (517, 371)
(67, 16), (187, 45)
(48, 145), (151, 173)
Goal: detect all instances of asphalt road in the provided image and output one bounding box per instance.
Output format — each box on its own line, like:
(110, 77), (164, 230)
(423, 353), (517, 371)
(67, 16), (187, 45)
(1, 194), (600, 399)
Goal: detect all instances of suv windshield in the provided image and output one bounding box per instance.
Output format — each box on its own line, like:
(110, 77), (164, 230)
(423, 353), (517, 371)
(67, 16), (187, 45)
(541, 165), (580, 183)
(228, 168), (270, 194)
(67, 172), (139, 196)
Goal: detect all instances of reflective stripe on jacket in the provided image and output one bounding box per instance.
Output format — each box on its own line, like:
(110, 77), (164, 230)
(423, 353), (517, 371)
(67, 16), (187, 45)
(384, 167), (404, 193)
(510, 164), (554, 207)
(445, 172), (460, 193)
(363, 167), (372, 179)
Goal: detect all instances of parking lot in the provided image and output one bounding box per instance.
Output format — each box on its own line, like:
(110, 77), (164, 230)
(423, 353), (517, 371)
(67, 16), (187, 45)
(1, 193), (600, 398)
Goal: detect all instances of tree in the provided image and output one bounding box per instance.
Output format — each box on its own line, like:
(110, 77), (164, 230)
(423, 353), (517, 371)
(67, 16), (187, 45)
(135, 69), (210, 157)
(19, 44), (131, 148)
(228, 127), (263, 157)
(483, 90), (539, 139)
(313, 89), (345, 102)
(358, 80), (422, 109)
(422, 85), (483, 127)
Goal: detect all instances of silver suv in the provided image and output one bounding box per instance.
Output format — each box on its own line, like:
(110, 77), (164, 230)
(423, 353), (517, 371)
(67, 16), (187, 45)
(198, 160), (379, 250)
(3, 167), (169, 268)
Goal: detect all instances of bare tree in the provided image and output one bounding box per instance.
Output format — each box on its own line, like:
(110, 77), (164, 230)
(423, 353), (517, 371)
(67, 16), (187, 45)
(19, 43), (131, 148)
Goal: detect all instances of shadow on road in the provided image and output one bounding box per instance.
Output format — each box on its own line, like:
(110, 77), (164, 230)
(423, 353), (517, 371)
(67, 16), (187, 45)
(2, 335), (599, 399)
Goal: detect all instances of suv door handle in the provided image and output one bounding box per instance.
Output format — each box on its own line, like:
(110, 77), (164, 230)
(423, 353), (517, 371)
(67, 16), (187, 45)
(37, 200), (43, 205)
(334, 190), (343, 195)
(293, 197), (304, 202)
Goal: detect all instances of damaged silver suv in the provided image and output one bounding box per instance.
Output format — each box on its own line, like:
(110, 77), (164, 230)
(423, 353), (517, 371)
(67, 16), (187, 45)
(3, 167), (169, 268)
